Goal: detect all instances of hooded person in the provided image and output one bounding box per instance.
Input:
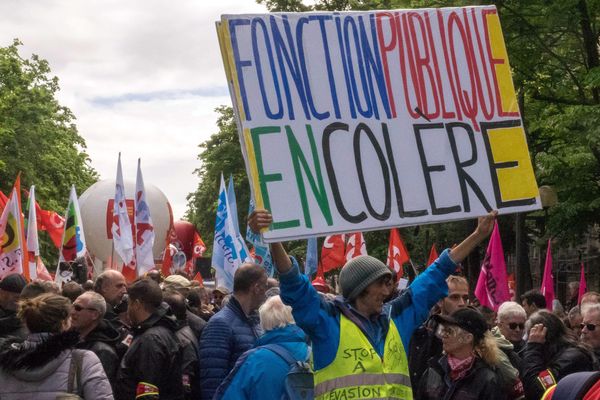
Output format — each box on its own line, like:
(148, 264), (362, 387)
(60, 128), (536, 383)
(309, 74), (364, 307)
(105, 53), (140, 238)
(0, 293), (113, 399)
(249, 209), (497, 400)
(0, 273), (28, 338)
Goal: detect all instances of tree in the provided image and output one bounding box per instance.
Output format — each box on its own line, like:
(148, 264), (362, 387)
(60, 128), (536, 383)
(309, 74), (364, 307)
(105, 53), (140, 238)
(0, 40), (98, 265)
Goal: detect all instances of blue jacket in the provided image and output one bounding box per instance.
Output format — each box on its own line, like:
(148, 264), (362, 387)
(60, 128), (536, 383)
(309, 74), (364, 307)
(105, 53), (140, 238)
(221, 324), (309, 400)
(279, 249), (456, 371)
(198, 296), (262, 400)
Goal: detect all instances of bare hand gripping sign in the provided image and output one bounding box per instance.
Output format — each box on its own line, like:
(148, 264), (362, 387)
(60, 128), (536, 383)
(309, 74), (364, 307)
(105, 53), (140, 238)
(217, 6), (541, 242)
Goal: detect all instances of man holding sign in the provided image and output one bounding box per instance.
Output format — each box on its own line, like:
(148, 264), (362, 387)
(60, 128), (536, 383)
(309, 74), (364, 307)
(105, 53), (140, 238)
(249, 209), (497, 400)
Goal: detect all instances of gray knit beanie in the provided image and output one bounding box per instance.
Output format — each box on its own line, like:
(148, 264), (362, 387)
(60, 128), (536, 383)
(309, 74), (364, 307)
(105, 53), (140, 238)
(339, 255), (392, 301)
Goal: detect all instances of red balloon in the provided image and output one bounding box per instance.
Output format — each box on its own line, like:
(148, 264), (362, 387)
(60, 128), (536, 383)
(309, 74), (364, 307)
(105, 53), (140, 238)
(173, 220), (197, 260)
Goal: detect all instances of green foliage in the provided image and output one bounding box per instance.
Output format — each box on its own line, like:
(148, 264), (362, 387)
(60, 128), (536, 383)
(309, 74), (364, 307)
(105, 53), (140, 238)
(0, 40), (97, 266)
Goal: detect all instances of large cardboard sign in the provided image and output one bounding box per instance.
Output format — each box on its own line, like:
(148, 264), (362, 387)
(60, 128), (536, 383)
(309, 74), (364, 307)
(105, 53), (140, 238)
(217, 6), (540, 242)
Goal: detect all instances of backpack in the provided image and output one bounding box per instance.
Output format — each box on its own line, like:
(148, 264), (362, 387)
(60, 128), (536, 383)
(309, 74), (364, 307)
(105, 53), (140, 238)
(262, 344), (313, 400)
(213, 344), (313, 400)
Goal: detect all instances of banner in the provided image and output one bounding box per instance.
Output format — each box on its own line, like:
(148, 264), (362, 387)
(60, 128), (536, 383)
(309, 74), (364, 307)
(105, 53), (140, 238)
(218, 6), (541, 241)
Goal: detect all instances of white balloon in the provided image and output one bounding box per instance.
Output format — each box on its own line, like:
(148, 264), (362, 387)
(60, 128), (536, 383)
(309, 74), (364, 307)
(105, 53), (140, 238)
(79, 179), (172, 263)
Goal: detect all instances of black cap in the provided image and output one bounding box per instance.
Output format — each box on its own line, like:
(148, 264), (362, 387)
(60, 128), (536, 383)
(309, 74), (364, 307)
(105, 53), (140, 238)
(0, 273), (27, 294)
(433, 307), (488, 341)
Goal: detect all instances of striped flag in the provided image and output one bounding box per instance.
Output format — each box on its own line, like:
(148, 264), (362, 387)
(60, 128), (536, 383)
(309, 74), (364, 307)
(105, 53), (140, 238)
(0, 178), (28, 279)
(112, 153), (134, 267)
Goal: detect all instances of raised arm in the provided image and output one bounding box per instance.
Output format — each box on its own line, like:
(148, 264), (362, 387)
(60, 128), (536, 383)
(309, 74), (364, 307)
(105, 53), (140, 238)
(448, 210), (497, 263)
(248, 209), (292, 273)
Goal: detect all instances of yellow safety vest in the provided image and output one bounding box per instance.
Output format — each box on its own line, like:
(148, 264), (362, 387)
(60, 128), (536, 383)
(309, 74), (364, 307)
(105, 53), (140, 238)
(314, 314), (413, 400)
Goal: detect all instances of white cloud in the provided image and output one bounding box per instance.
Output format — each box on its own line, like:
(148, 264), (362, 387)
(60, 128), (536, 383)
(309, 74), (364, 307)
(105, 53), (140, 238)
(0, 0), (267, 222)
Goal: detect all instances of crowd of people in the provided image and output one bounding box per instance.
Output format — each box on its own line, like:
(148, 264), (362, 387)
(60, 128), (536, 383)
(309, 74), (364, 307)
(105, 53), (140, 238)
(0, 210), (599, 399)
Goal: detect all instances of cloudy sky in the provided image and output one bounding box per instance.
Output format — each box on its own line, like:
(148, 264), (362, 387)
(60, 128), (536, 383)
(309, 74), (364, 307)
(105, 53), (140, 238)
(0, 0), (267, 221)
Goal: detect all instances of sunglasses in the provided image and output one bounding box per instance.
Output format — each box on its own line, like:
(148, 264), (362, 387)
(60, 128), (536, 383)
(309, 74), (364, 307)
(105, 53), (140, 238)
(73, 304), (98, 312)
(580, 323), (600, 331)
(508, 322), (525, 330)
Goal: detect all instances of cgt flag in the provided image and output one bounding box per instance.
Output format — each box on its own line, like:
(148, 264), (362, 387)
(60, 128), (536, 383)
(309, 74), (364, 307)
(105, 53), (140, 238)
(112, 153), (134, 268)
(321, 234), (345, 273)
(541, 239), (555, 309)
(474, 222), (510, 311)
(0, 179), (28, 279)
(212, 174), (250, 291)
(134, 159), (155, 276)
(387, 228), (409, 278)
(345, 232), (367, 261)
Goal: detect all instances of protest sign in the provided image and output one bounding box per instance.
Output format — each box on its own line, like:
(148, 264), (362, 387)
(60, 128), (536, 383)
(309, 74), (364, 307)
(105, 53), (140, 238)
(217, 6), (541, 242)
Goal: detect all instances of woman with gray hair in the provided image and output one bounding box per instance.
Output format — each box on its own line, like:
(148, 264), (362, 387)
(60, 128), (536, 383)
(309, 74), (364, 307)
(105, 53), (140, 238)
(214, 295), (309, 400)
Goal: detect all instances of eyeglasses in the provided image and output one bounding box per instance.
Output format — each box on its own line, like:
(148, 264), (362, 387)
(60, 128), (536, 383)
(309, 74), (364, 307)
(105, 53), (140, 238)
(436, 325), (464, 338)
(580, 323), (600, 331)
(73, 304), (98, 312)
(508, 322), (525, 330)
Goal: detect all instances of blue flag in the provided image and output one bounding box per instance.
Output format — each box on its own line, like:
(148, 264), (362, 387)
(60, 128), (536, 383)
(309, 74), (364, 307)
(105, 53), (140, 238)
(305, 237), (318, 277)
(212, 174), (249, 290)
(246, 198), (274, 277)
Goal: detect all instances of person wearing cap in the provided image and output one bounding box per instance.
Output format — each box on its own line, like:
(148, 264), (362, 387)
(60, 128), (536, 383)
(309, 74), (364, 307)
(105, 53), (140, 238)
(249, 209), (497, 400)
(417, 307), (503, 399)
(212, 286), (230, 311)
(163, 274), (207, 338)
(0, 273), (28, 338)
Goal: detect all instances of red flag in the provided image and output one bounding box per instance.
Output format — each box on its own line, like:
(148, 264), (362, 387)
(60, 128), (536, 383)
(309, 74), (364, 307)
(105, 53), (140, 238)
(345, 232), (367, 261)
(312, 262), (329, 293)
(192, 232), (206, 258)
(36, 257), (53, 281)
(321, 234), (346, 273)
(192, 271), (204, 285)
(37, 206), (65, 249)
(121, 264), (136, 283)
(0, 191), (7, 214)
(578, 262), (587, 305)
(507, 273), (516, 301)
(427, 244), (439, 266)
(474, 222), (510, 311)
(387, 228), (409, 278)
(540, 239), (555, 309)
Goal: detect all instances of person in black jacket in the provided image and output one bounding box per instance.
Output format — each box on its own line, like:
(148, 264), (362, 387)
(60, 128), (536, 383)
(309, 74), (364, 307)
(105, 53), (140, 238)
(163, 290), (200, 400)
(71, 291), (120, 389)
(417, 307), (504, 400)
(0, 273), (27, 339)
(115, 278), (183, 400)
(521, 310), (596, 399)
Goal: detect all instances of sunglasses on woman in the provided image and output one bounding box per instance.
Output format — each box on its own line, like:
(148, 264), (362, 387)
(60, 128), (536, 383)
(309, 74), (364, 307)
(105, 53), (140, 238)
(580, 323), (600, 331)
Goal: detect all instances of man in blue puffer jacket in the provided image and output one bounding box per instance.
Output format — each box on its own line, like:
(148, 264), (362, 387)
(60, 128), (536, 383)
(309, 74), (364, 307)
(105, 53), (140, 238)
(218, 295), (309, 399)
(198, 264), (268, 400)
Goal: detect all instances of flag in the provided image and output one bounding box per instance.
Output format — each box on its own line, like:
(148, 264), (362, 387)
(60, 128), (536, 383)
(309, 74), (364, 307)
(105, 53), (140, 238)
(245, 197), (273, 276)
(36, 257), (53, 281)
(312, 262), (329, 293)
(507, 273), (516, 301)
(321, 234), (346, 273)
(540, 239), (555, 309)
(0, 181), (28, 279)
(345, 232), (367, 261)
(25, 186), (39, 280)
(134, 159), (155, 276)
(37, 205), (65, 249)
(212, 174), (250, 290)
(227, 175), (240, 231)
(387, 228), (409, 278)
(112, 153), (134, 267)
(56, 185), (86, 285)
(578, 262), (587, 305)
(192, 232), (206, 258)
(427, 244), (439, 266)
(192, 271), (204, 285)
(0, 191), (8, 214)
(305, 237), (317, 277)
(474, 222), (510, 311)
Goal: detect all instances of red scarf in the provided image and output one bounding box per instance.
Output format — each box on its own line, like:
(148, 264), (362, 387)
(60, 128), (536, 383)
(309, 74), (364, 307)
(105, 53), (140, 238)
(447, 354), (475, 381)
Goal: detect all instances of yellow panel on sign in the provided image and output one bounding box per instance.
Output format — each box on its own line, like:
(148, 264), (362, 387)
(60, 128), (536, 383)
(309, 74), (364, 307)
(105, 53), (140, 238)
(485, 13), (519, 114)
(487, 126), (538, 202)
(243, 127), (265, 210)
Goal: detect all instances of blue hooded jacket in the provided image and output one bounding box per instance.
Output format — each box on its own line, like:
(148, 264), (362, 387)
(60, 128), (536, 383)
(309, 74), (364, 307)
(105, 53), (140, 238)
(220, 324), (309, 400)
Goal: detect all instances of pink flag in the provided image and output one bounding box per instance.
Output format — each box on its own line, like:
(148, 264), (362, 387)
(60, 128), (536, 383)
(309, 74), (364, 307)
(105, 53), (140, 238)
(578, 262), (587, 305)
(540, 239), (555, 309)
(474, 222), (510, 311)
